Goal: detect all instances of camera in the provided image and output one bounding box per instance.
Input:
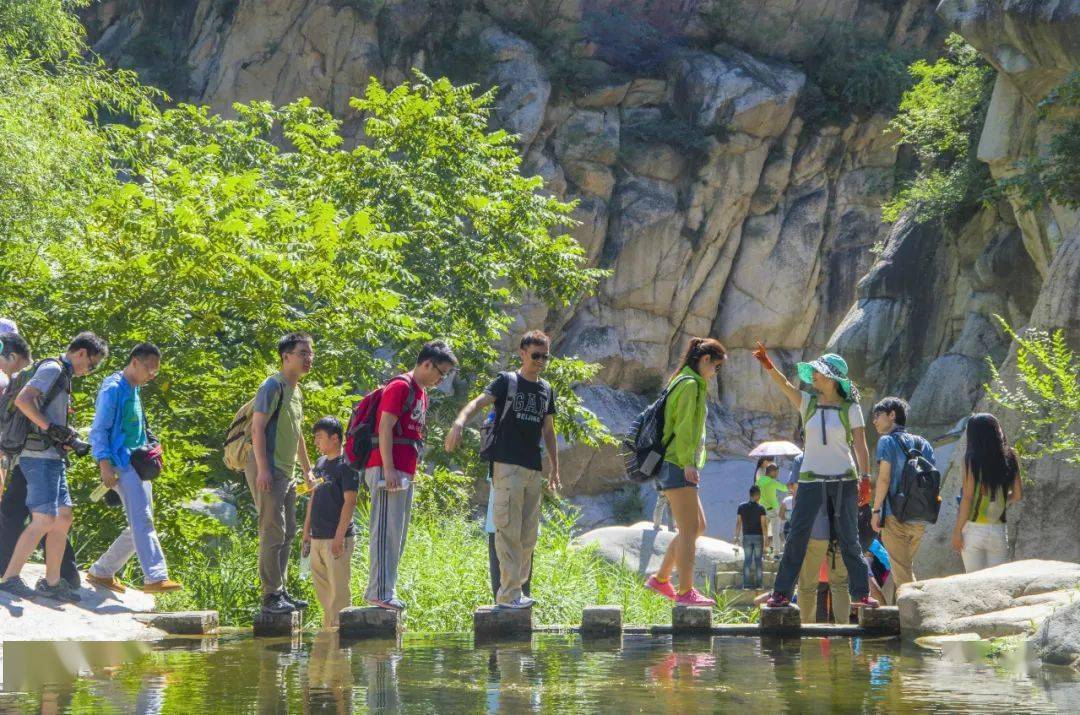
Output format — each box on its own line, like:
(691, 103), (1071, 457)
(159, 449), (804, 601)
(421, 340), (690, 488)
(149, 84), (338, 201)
(46, 424), (92, 458)
(67, 437), (92, 458)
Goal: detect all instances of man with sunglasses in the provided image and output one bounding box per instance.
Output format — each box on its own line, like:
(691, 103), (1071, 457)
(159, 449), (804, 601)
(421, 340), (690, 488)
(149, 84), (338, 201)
(0, 331), (107, 602)
(445, 330), (560, 610)
(364, 339), (458, 611)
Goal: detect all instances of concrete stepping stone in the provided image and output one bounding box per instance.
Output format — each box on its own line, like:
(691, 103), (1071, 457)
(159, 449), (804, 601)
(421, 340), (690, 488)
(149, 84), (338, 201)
(672, 606), (712, 633)
(253, 610), (301, 637)
(339, 606), (402, 638)
(474, 605), (532, 639)
(581, 606), (622, 636)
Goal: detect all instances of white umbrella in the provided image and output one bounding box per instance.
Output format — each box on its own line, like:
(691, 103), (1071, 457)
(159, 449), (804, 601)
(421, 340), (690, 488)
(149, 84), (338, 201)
(748, 440), (802, 458)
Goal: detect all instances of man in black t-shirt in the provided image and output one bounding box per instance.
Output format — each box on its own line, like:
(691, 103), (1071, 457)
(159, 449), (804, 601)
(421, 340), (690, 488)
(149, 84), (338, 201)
(734, 486), (768, 589)
(445, 330), (560, 610)
(302, 417), (359, 629)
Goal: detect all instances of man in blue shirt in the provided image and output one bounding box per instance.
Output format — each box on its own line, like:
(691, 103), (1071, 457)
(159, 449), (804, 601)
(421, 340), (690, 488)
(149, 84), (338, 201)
(869, 397), (935, 600)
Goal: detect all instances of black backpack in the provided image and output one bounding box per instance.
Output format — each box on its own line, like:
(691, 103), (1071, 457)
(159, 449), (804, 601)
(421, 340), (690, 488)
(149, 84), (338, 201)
(622, 375), (695, 484)
(887, 433), (941, 524)
(0, 358), (70, 456)
(479, 372), (518, 462)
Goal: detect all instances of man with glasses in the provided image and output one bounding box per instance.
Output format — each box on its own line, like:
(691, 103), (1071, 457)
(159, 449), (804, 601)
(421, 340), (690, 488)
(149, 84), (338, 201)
(0, 331), (107, 602)
(364, 339), (458, 611)
(445, 331), (559, 610)
(86, 343), (182, 594)
(248, 332), (315, 614)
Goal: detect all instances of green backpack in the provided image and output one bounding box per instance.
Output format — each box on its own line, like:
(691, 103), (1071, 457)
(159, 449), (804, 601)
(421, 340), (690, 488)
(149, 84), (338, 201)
(802, 394), (855, 446)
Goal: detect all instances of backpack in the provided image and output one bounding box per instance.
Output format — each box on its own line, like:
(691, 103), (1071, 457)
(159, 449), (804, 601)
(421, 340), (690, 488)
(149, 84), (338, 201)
(802, 394), (854, 447)
(0, 358), (70, 456)
(622, 375), (696, 484)
(343, 375), (421, 471)
(479, 371), (518, 462)
(223, 381), (284, 472)
(886, 433), (941, 524)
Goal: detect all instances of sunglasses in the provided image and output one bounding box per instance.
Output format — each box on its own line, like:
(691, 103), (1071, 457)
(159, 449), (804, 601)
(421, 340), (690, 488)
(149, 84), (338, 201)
(530, 352), (551, 362)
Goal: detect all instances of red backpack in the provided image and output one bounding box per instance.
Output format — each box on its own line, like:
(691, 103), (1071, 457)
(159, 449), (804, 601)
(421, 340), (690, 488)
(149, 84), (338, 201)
(344, 375), (421, 470)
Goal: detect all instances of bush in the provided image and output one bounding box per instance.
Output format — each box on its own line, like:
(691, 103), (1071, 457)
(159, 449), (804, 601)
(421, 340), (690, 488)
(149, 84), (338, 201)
(882, 34), (996, 224)
(621, 112), (729, 158)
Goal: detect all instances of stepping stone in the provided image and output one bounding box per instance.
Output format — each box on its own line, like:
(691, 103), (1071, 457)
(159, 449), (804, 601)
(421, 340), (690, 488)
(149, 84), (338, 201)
(253, 610), (301, 637)
(339, 606), (402, 638)
(858, 606), (900, 635)
(760, 605), (800, 635)
(137, 611), (219, 635)
(474, 605), (532, 639)
(672, 606), (712, 633)
(581, 606), (622, 636)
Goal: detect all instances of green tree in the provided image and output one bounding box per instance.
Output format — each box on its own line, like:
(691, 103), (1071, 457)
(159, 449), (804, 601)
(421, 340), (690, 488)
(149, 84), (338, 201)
(882, 34), (995, 224)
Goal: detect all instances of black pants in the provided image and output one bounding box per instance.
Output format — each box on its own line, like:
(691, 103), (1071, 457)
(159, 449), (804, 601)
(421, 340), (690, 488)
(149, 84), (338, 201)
(0, 464), (80, 586)
(488, 532), (531, 600)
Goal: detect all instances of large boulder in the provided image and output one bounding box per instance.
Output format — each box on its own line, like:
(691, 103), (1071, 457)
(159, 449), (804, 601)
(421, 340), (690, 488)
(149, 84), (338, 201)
(1032, 600), (1080, 668)
(575, 521), (740, 584)
(897, 559), (1080, 637)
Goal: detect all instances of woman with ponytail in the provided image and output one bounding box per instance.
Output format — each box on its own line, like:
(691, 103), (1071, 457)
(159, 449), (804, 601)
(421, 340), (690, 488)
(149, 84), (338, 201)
(751, 344), (879, 612)
(644, 337), (727, 607)
(952, 413), (1022, 572)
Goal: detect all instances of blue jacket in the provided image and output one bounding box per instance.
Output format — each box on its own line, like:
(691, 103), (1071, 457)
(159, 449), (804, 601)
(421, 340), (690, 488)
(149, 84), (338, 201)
(90, 371), (143, 468)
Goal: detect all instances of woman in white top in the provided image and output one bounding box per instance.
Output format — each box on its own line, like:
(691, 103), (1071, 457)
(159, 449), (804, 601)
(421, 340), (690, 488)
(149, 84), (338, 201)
(752, 345), (879, 610)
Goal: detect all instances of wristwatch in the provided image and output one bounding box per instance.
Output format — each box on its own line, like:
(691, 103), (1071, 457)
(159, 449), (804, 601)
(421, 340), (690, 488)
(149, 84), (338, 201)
(872, 508), (882, 514)
(860, 473), (871, 480)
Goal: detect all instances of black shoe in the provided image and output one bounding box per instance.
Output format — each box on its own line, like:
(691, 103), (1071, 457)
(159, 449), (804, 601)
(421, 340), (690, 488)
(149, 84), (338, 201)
(281, 590), (308, 610)
(262, 592), (296, 614)
(35, 577), (82, 603)
(0, 575), (37, 600)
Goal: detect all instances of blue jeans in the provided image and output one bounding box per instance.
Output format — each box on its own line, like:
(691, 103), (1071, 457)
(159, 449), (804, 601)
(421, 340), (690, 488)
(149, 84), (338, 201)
(655, 461), (696, 491)
(90, 465), (168, 583)
(20, 457), (72, 516)
(773, 480), (869, 600)
(742, 535), (764, 588)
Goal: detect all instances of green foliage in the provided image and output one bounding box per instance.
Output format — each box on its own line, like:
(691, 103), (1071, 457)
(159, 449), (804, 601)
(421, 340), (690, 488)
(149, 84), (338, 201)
(0, 0), (89, 59)
(999, 71), (1080, 210)
(985, 316), (1080, 465)
(162, 504), (753, 631)
(883, 34), (996, 224)
(801, 24), (915, 125)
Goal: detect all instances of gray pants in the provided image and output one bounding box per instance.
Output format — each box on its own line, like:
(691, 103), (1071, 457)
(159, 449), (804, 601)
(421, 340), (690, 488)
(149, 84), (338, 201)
(244, 457), (297, 596)
(364, 467), (414, 603)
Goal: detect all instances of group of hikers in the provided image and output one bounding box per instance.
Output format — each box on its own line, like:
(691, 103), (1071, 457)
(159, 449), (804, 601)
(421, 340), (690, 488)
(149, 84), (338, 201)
(0, 317), (1025, 627)
(645, 338), (1024, 619)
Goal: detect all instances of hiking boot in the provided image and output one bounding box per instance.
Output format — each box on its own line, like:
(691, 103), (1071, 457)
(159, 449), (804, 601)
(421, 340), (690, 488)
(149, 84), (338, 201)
(498, 596), (535, 610)
(0, 576), (37, 601)
(281, 590), (308, 610)
(852, 596), (880, 609)
(35, 578), (81, 603)
(87, 572), (127, 594)
(645, 575), (677, 601)
(367, 597), (405, 611)
(262, 592), (296, 614)
(764, 591), (791, 608)
(674, 588), (716, 607)
(142, 579), (183, 594)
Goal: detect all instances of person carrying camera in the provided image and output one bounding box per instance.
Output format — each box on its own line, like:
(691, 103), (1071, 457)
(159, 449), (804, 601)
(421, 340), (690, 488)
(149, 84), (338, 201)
(86, 343), (181, 594)
(0, 332), (107, 602)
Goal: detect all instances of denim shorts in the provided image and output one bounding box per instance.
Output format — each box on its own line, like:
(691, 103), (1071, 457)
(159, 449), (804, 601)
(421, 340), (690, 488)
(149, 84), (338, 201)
(20, 456), (72, 516)
(655, 461), (697, 491)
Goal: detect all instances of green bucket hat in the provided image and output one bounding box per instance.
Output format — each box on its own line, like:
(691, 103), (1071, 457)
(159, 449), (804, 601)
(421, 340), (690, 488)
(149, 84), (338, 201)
(797, 353), (852, 396)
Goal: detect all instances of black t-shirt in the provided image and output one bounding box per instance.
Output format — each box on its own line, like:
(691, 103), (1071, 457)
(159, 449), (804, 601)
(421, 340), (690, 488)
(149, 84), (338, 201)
(309, 455), (360, 539)
(737, 501), (767, 536)
(484, 371), (557, 472)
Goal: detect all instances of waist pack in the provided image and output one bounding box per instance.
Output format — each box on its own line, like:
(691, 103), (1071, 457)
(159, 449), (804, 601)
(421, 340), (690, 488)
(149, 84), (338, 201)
(887, 434), (941, 524)
(0, 358), (70, 456)
(343, 375), (422, 471)
(131, 402), (163, 481)
(622, 374), (695, 484)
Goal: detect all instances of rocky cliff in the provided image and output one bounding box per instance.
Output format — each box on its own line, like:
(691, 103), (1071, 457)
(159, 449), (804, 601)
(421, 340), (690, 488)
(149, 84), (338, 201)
(84, 0), (1078, 564)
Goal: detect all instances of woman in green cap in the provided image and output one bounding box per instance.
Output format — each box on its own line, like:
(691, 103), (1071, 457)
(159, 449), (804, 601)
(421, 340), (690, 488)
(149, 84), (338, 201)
(751, 343), (878, 610)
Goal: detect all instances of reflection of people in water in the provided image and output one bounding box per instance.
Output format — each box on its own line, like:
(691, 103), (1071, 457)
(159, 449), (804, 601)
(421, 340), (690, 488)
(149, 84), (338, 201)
(351, 640), (402, 713)
(304, 631), (353, 715)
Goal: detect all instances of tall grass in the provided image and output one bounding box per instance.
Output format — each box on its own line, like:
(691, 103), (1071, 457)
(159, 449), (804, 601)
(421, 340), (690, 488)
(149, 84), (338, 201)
(159, 504), (755, 632)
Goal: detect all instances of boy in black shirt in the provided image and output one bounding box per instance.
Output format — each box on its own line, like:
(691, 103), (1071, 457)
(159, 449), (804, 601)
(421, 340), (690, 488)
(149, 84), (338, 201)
(734, 486), (768, 589)
(302, 417), (359, 628)
(445, 330), (560, 609)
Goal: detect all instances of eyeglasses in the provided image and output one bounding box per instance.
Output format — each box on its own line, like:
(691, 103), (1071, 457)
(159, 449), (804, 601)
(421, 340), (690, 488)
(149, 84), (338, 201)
(434, 363), (451, 380)
(530, 352), (551, 362)
(88, 356), (103, 373)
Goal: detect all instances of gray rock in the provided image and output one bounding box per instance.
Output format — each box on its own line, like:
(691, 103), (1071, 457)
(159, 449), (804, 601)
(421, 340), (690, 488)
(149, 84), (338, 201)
(474, 605), (532, 638)
(581, 605), (622, 635)
(480, 27), (551, 147)
(184, 488), (238, 529)
(575, 521), (741, 584)
(760, 605), (800, 634)
(1032, 600), (1080, 667)
(253, 610), (301, 637)
(339, 606), (402, 638)
(672, 606), (712, 632)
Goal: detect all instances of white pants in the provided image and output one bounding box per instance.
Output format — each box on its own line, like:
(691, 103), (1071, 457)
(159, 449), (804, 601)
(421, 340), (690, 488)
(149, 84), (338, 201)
(961, 522), (1008, 572)
(767, 511), (784, 552)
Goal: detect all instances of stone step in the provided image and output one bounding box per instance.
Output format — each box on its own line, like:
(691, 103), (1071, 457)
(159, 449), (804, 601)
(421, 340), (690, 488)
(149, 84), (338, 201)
(858, 606), (900, 635)
(339, 606), (402, 638)
(581, 606), (622, 636)
(474, 605), (532, 639)
(717, 559), (779, 574)
(714, 571), (776, 590)
(760, 605), (801, 635)
(253, 610), (302, 637)
(672, 606), (712, 633)
(136, 611), (218, 635)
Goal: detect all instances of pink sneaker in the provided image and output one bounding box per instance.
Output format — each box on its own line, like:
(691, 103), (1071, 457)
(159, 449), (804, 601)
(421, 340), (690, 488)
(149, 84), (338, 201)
(645, 575), (677, 600)
(852, 596), (879, 609)
(675, 588), (716, 607)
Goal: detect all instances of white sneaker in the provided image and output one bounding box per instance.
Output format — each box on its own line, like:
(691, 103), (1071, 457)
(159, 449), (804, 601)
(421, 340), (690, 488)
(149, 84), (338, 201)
(499, 596), (535, 610)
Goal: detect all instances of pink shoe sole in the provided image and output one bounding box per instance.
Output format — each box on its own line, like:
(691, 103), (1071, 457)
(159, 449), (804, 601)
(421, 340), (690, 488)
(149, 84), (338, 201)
(645, 576), (677, 601)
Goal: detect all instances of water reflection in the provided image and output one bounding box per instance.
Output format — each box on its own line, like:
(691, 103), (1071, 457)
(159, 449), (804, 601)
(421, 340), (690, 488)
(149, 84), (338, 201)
(2, 632), (1075, 713)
